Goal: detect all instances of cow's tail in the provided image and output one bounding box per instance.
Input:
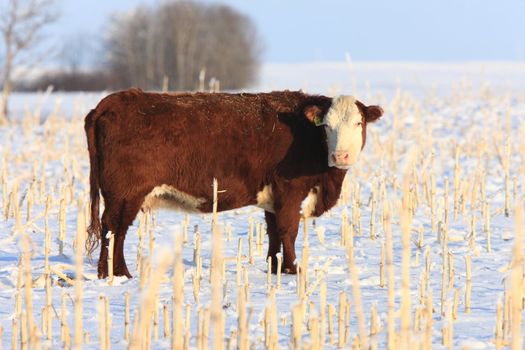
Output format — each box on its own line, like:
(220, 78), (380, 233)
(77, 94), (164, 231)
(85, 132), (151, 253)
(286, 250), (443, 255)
(84, 108), (102, 256)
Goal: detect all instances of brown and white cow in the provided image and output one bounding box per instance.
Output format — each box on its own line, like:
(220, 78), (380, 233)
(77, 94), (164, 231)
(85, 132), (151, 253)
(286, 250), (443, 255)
(84, 89), (382, 278)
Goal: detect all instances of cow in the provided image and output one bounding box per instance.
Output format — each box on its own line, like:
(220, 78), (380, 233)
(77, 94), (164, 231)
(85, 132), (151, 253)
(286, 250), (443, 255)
(84, 89), (383, 278)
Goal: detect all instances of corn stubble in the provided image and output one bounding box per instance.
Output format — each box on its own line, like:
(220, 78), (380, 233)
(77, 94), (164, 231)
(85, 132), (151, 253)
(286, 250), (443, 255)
(1, 84), (524, 349)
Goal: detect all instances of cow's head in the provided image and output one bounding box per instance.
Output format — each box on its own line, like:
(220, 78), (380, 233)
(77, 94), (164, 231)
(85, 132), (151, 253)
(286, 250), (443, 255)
(305, 96), (383, 169)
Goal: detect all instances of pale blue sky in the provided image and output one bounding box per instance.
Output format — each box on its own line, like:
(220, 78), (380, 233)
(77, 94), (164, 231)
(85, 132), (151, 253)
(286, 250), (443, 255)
(52, 0), (525, 63)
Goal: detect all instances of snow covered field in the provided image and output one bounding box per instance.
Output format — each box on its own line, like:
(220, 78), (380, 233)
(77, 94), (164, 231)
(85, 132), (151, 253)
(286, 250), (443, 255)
(1, 62), (525, 349)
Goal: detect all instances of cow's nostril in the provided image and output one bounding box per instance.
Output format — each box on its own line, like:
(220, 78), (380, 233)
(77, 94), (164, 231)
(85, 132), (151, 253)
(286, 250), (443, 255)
(332, 154), (337, 162)
(343, 153), (349, 160)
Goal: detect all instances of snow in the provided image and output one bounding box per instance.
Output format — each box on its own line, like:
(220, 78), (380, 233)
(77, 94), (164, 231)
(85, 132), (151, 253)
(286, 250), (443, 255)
(1, 61), (525, 348)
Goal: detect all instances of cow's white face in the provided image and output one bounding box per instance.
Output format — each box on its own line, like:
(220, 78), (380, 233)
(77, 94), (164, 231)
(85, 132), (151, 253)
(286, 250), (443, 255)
(324, 96), (364, 169)
(304, 95), (383, 169)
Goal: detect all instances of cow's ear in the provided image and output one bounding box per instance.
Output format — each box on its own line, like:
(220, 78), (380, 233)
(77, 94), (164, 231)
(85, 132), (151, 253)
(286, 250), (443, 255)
(304, 105), (324, 126)
(356, 100), (383, 123)
(365, 105), (383, 123)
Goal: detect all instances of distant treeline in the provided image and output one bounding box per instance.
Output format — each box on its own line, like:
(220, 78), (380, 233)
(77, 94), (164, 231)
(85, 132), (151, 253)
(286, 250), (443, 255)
(17, 71), (112, 92)
(19, 1), (262, 92)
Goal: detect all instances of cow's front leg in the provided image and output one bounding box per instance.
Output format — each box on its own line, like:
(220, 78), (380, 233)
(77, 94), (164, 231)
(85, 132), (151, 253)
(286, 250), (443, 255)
(273, 200), (302, 274)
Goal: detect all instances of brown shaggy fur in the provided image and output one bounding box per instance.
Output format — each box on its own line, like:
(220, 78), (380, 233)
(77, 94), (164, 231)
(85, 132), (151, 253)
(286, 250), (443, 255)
(85, 89), (381, 277)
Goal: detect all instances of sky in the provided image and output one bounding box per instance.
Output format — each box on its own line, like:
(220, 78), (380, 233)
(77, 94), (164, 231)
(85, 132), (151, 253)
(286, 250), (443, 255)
(49, 0), (525, 63)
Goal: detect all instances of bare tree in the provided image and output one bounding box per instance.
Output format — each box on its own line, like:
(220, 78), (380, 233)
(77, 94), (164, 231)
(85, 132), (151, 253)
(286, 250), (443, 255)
(105, 1), (262, 91)
(0, 0), (59, 124)
(160, 2), (204, 90)
(201, 4), (261, 89)
(105, 7), (152, 88)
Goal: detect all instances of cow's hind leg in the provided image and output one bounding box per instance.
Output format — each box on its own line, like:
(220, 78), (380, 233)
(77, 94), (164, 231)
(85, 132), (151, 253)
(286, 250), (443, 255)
(265, 211), (281, 273)
(113, 197), (144, 278)
(98, 196), (143, 279)
(97, 213), (110, 279)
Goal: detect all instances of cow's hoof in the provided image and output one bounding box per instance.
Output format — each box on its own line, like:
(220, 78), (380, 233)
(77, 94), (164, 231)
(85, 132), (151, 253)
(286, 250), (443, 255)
(114, 267), (133, 279)
(283, 266), (297, 274)
(98, 263), (108, 279)
(268, 258), (279, 274)
(98, 270), (132, 279)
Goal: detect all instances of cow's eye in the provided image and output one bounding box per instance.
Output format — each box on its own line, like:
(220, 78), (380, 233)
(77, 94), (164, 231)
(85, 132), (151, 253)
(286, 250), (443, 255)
(356, 122), (363, 127)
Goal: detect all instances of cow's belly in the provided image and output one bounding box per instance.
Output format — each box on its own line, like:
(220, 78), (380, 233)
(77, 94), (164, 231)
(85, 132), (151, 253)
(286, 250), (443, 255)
(142, 183), (320, 216)
(141, 183), (256, 213)
(142, 184), (207, 212)
(255, 184), (319, 217)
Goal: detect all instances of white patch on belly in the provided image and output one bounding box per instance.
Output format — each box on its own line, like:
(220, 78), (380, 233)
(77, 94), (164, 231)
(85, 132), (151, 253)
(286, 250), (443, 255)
(302, 186), (320, 218)
(256, 185), (274, 213)
(142, 184), (206, 212)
